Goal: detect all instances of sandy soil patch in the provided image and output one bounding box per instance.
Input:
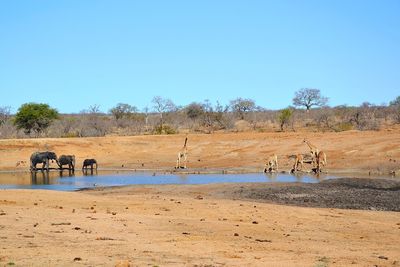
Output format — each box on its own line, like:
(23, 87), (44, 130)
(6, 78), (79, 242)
(0, 181), (399, 266)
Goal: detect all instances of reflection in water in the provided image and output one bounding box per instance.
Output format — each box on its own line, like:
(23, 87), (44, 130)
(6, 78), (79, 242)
(31, 171), (50, 185)
(178, 174), (188, 182)
(82, 169), (97, 176)
(264, 172), (278, 182)
(59, 169), (75, 178)
(0, 171), (337, 191)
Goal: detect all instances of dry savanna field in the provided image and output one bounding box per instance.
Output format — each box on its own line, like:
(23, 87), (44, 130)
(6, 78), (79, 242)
(1, 127), (400, 173)
(0, 129), (400, 266)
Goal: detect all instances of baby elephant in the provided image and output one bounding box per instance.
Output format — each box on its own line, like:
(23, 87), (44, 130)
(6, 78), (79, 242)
(82, 159), (98, 170)
(58, 155), (76, 171)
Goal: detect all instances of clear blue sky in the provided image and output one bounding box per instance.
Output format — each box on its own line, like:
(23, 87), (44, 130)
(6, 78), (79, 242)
(1, 0), (399, 113)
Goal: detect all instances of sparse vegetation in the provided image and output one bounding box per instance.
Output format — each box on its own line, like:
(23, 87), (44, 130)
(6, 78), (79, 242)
(278, 108), (293, 131)
(1, 95), (399, 139)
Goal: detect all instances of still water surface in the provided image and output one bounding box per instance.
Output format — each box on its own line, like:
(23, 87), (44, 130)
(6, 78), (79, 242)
(0, 170), (335, 191)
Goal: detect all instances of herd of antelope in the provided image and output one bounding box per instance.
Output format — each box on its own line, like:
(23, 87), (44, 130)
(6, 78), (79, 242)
(263, 138), (327, 174)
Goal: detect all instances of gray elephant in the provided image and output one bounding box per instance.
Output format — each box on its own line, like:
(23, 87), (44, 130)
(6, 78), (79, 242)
(30, 151), (58, 172)
(82, 159), (97, 170)
(58, 155), (76, 171)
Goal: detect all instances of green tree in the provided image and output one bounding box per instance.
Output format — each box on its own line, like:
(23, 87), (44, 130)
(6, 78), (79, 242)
(109, 103), (138, 120)
(229, 98), (256, 119)
(185, 102), (205, 121)
(278, 108), (293, 131)
(14, 103), (59, 136)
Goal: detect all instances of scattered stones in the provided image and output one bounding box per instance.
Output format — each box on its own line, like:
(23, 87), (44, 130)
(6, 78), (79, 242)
(255, 239), (272, 243)
(112, 212), (117, 215)
(252, 221), (258, 224)
(51, 222), (71, 226)
(96, 237), (115, 240)
(234, 233), (239, 237)
(33, 223), (38, 227)
(378, 255), (388, 260)
(73, 257), (82, 261)
(74, 227), (81, 230)
(182, 232), (190, 235)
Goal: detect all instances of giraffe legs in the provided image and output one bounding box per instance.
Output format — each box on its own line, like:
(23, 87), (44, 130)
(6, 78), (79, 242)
(175, 152), (187, 169)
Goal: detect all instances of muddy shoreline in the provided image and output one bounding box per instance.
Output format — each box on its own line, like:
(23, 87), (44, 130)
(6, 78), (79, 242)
(84, 176), (400, 212)
(225, 178), (400, 212)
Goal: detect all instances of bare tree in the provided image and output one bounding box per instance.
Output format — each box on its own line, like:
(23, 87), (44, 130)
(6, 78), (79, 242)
(151, 96), (176, 132)
(79, 105), (110, 137)
(293, 88), (328, 111)
(0, 106), (11, 126)
(316, 108), (336, 131)
(349, 102), (380, 130)
(0, 106), (16, 138)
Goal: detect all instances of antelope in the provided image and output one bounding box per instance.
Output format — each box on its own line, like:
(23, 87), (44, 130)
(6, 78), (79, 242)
(289, 154), (313, 173)
(264, 154), (278, 173)
(316, 151), (327, 172)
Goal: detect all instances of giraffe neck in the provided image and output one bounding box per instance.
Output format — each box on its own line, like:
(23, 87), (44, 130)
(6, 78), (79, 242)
(305, 141), (315, 150)
(183, 137), (188, 148)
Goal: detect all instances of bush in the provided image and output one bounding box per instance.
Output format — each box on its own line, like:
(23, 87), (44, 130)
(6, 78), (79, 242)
(278, 108), (293, 131)
(335, 122), (353, 132)
(153, 124), (177, 135)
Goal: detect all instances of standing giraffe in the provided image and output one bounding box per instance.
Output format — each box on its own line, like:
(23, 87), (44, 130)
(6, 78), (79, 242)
(176, 136), (188, 169)
(303, 138), (319, 166)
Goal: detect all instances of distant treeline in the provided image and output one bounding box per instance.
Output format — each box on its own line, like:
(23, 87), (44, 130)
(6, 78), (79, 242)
(1, 89), (399, 139)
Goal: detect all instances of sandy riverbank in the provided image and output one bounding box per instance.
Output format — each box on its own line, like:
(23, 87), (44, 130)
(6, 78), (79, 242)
(0, 129), (399, 174)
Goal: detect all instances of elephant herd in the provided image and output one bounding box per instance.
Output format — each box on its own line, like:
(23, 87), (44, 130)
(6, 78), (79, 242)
(30, 151), (97, 172)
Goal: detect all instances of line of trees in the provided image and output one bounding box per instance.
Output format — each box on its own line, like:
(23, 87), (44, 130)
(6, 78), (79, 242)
(1, 89), (399, 139)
